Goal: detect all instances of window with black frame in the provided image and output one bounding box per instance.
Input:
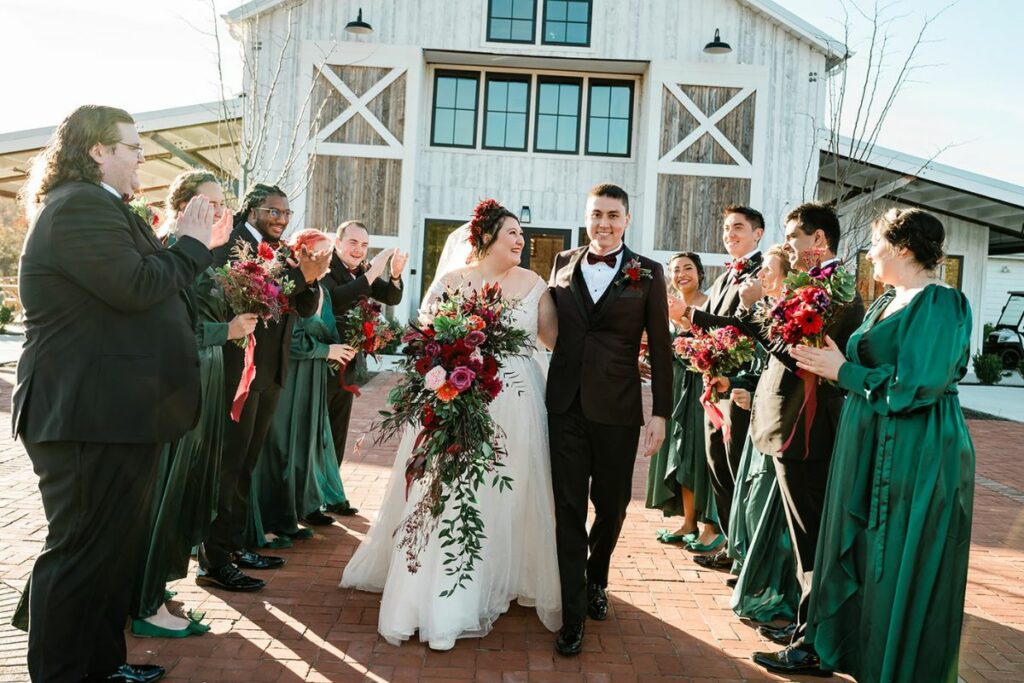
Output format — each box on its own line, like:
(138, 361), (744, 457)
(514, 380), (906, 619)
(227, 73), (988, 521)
(542, 0), (591, 46)
(487, 0), (536, 42)
(586, 80), (633, 156)
(431, 72), (479, 148)
(535, 77), (582, 153)
(483, 75), (531, 151)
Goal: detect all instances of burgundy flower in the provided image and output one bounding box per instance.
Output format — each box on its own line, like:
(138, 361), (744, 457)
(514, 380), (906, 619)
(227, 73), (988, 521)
(449, 366), (476, 392)
(464, 330), (486, 348)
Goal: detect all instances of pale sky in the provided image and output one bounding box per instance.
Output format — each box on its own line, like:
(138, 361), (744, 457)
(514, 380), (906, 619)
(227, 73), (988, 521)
(3, 0), (1022, 186)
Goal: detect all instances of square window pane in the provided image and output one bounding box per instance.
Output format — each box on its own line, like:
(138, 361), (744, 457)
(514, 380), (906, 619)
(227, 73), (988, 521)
(538, 84), (558, 114)
(558, 85), (579, 115)
(456, 79), (477, 110)
(567, 1), (589, 22)
(547, 1), (568, 21)
(433, 108), (454, 145)
(489, 81), (508, 110)
(507, 113), (526, 147)
(557, 117), (577, 151)
(588, 118), (608, 154)
(492, 0), (512, 18)
(485, 112), (506, 146)
(508, 82), (528, 112)
(513, 0), (534, 19)
(537, 114), (557, 149)
(590, 86), (609, 117)
(545, 22), (566, 43)
(511, 19), (533, 41)
(566, 21), (588, 44)
(608, 119), (629, 154)
(454, 110), (476, 145)
(489, 18), (511, 40)
(435, 78), (456, 108)
(609, 86), (631, 117)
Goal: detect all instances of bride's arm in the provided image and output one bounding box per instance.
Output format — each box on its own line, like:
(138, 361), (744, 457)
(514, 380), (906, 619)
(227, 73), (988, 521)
(537, 284), (558, 351)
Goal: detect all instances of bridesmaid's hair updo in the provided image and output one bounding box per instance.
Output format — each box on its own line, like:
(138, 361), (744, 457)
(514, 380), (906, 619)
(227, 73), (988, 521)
(165, 169), (220, 216)
(468, 198), (518, 258)
(873, 208), (945, 271)
(764, 244), (793, 278)
(668, 251), (705, 288)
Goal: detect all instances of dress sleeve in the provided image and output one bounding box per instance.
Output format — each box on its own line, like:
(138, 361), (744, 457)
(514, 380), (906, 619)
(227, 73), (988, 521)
(417, 275), (450, 325)
(836, 286), (972, 417)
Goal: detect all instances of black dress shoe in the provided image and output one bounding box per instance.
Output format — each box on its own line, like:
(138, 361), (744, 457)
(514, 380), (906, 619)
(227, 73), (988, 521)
(587, 583), (609, 621)
(232, 549), (285, 569)
(725, 577), (738, 588)
(196, 564), (266, 592)
(326, 501), (359, 515)
(103, 664), (166, 682)
(757, 622), (797, 645)
(303, 510), (335, 526)
(693, 548), (731, 569)
(555, 623), (585, 656)
(752, 645), (831, 677)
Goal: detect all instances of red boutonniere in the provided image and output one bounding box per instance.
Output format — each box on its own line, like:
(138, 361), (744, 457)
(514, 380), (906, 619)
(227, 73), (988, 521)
(616, 257), (653, 287)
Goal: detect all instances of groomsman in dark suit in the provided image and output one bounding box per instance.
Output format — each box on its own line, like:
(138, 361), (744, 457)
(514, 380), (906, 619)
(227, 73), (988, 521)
(684, 206), (764, 568)
(197, 184), (328, 591)
(547, 184), (673, 655)
(321, 220), (406, 516)
(736, 203), (865, 677)
(14, 105), (224, 683)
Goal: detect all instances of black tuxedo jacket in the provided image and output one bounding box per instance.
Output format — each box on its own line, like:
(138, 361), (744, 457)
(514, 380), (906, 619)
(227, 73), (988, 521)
(691, 252), (763, 330)
(13, 181), (211, 443)
(546, 246), (672, 426)
(210, 225), (316, 390)
(323, 253), (404, 381)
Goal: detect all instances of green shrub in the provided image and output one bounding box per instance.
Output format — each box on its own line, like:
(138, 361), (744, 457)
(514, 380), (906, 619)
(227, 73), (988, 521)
(0, 304), (13, 333)
(983, 321), (996, 339)
(972, 352), (1003, 385)
(1019, 358), (1024, 379)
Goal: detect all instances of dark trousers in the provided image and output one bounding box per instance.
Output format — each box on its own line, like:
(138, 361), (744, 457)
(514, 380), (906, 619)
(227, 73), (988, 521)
(326, 376), (354, 466)
(704, 402), (750, 536)
(773, 456), (831, 644)
(199, 384), (281, 569)
(548, 396), (641, 626)
(24, 441), (161, 683)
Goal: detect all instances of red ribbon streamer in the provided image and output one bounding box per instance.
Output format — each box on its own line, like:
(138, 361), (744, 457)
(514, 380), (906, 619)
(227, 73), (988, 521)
(230, 333), (256, 422)
(700, 384), (731, 443)
(337, 359), (361, 397)
(780, 368), (818, 457)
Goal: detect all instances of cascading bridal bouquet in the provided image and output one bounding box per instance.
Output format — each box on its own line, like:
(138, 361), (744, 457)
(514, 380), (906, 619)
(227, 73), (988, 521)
(330, 295), (397, 397)
(375, 282), (529, 597)
(212, 240), (295, 420)
(673, 325), (756, 438)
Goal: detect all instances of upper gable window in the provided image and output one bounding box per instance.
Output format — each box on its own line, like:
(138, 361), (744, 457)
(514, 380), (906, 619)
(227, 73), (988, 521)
(487, 0), (536, 43)
(542, 0), (591, 46)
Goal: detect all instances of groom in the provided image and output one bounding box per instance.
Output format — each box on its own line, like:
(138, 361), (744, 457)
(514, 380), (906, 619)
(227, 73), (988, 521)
(547, 183), (673, 655)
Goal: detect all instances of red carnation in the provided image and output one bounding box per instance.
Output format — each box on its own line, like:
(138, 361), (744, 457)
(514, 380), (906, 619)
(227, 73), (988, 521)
(258, 242), (276, 261)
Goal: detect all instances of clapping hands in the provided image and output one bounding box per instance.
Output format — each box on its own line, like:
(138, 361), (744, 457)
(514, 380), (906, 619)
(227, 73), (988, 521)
(175, 196), (217, 248)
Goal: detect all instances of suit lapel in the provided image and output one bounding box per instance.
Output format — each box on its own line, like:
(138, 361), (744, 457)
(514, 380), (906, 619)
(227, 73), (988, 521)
(564, 247), (589, 322)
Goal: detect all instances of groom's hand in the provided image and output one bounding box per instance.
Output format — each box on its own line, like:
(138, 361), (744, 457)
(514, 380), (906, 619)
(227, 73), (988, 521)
(642, 416), (666, 457)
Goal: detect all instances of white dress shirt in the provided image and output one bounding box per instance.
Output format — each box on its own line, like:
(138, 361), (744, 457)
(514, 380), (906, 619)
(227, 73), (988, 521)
(580, 244), (624, 302)
(100, 182), (121, 200)
(244, 221), (263, 244)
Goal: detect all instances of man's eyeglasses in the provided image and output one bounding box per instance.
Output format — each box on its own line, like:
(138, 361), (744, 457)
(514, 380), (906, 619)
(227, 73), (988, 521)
(116, 141), (145, 157)
(254, 207), (294, 220)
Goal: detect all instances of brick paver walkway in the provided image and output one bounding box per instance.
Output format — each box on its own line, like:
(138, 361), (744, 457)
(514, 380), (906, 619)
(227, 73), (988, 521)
(1, 367), (1022, 682)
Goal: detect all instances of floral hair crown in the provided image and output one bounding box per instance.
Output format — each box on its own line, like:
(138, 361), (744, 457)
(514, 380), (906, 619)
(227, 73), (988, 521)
(468, 198), (505, 249)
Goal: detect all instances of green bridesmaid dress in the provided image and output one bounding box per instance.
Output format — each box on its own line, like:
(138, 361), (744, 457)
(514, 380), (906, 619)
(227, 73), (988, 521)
(247, 284), (349, 545)
(807, 285), (975, 683)
(645, 349), (689, 517)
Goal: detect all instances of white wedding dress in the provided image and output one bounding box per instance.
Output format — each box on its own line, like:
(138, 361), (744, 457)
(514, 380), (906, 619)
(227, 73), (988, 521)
(340, 277), (562, 649)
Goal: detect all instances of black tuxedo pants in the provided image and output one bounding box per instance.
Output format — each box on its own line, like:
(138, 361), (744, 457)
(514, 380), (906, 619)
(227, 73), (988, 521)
(548, 395), (641, 626)
(24, 440), (161, 682)
(200, 384), (281, 569)
(772, 456), (831, 644)
(704, 402), (751, 536)
(326, 375), (354, 466)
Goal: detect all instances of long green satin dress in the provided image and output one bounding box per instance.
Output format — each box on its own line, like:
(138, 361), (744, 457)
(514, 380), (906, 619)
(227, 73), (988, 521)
(247, 284), (348, 545)
(807, 285), (975, 683)
(137, 267), (229, 617)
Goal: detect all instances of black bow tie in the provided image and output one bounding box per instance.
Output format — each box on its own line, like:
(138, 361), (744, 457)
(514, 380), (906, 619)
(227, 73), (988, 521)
(586, 250), (621, 267)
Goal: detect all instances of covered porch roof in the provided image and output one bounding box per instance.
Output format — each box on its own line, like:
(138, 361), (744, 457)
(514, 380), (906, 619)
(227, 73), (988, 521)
(819, 137), (1024, 255)
(0, 99), (242, 202)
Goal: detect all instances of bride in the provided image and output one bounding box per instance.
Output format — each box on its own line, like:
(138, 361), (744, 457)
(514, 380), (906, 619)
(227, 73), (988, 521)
(340, 199), (562, 649)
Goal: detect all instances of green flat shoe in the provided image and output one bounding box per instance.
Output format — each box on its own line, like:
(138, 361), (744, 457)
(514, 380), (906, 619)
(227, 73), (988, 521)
(186, 610), (210, 634)
(687, 533), (726, 552)
(659, 531), (698, 544)
(278, 528), (315, 540)
(131, 619), (192, 639)
(163, 589), (177, 601)
(262, 535), (293, 549)
(655, 528), (669, 540)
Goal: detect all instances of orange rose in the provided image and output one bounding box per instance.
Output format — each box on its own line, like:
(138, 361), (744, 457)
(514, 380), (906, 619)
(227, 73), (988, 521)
(436, 382), (460, 402)
(466, 315), (486, 331)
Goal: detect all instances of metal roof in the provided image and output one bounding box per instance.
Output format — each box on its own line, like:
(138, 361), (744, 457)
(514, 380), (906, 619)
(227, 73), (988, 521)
(0, 99), (243, 201)
(819, 136), (1024, 255)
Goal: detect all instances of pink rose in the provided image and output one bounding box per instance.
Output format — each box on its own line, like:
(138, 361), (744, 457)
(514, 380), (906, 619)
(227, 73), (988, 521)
(449, 366), (476, 392)
(424, 365), (447, 391)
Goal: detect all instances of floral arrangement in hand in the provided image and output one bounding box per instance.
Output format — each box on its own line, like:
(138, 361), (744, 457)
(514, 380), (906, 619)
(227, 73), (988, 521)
(330, 296), (397, 395)
(376, 282), (529, 597)
(673, 325), (756, 401)
(760, 248), (856, 347)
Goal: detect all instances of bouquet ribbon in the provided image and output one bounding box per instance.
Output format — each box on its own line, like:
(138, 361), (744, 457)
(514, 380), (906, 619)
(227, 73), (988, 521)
(780, 368), (818, 456)
(336, 359), (362, 397)
(230, 333), (256, 422)
(700, 384), (731, 442)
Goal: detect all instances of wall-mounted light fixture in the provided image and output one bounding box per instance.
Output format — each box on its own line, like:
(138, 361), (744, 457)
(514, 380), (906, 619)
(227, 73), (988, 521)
(520, 206), (532, 224)
(703, 28), (731, 54)
(345, 8), (373, 35)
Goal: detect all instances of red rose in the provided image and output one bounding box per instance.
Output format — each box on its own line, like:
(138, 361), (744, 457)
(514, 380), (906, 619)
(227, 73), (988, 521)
(414, 357), (433, 375)
(626, 267), (640, 281)
(481, 355), (499, 379)
(422, 404), (437, 428)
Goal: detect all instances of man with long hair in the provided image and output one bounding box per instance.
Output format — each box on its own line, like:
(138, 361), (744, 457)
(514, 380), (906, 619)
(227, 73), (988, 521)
(14, 105), (225, 682)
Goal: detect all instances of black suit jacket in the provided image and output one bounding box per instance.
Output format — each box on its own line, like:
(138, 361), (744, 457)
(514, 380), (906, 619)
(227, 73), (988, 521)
(13, 181), (211, 443)
(323, 253), (404, 381)
(210, 225), (317, 391)
(546, 246), (672, 426)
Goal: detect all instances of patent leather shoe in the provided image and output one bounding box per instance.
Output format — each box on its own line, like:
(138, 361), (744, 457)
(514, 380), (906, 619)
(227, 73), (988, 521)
(693, 548), (731, 569)
(587, 583), (609, 621)
(757, 622), (796, 645)
(555, 623), (584, 656)
(196, 564), (265, 592)
(752, 645), (831, 677)
(232, 549), (285, 569)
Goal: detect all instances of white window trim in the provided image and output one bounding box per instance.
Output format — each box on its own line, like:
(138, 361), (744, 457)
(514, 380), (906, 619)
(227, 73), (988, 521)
(479, 0), (597, 54)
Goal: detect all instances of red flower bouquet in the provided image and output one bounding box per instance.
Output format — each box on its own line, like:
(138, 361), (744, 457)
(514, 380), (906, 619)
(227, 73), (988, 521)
(762, 248), (855, 348)
(330, 295), (397, 396)
(212, 239), (296, 420)
(376, 283), (529, 596)
(673, 325), (755, 438)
